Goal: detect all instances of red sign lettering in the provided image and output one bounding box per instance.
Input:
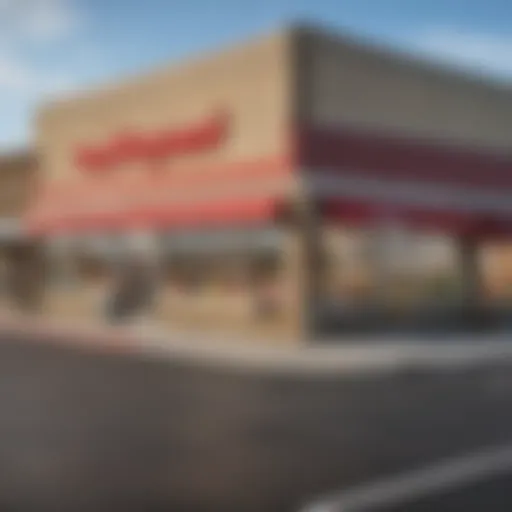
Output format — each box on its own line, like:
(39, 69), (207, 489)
(75, 110), (229, 172)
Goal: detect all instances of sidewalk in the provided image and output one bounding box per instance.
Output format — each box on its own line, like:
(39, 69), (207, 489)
(1, 313), (512, 376)
(0, 312), (282, 357)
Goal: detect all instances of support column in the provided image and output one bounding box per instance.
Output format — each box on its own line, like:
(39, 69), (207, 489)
(283, 197), (325, 342)
(43, 237), (80, 317)
(124, 231), (160, 323)
(458, 235), (484, 328)
(55, 244), (78, 289)
(370, 225), (394, 311)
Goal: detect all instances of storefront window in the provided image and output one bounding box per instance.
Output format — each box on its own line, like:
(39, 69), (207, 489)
(76, 254), (112, 285)
(160, 228), (286, 323)
(249, 252), (283, 321)
(322, 224), (463, 321)
(481, 243), (512, 306)
(384, 231), (463, 310)
(322, 226), (377, 309)
(45, 239), (80, 289)
(45, 235), (120, 308)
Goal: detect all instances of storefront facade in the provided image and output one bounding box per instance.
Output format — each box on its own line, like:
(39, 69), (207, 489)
(28, 31), (305, 339)
(25, 24), (512, 340)
(294, 27), (512, 334)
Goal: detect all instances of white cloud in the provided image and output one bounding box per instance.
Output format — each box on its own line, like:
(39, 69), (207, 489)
(0, 53), (74, 95)
(0, 0), (82, 95)
(0, 0), (85, 146)
(22, 0), (81, 43)
(412, 26), (512, 78)
(0, 55), (29, 89)
(0, 0), (81, 45)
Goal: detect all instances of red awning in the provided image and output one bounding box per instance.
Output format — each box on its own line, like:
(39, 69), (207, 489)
(27, 196), (284, 235)
(24, 155), (292, 236)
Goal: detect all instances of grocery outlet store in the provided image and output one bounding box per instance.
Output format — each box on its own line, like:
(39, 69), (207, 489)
(11, 24), (512, 340)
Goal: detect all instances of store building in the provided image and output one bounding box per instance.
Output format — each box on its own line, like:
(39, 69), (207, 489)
(0, 151), (43, 314)
(24, 24), (512, 340)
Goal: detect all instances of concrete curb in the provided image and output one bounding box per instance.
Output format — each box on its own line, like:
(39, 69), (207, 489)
(1, 315), (512, 376)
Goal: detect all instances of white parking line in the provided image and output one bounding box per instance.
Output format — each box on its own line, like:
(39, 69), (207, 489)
(301, 443), (512, 511)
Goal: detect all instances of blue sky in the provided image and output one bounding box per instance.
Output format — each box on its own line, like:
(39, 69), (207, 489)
(0, 0), (511, 150)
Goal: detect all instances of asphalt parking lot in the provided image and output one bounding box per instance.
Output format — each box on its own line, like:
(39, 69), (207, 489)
(302, 444), (512, 512)
(2, 331), (512, 511)
(381, 473), (512, 512)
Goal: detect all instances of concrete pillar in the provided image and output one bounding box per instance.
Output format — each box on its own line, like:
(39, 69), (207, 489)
(282, 198), (325, 341)
(370, 225), (393, 310)
(458, 235), (484, 327)
(54, 244), (78, 289)
(122, 231), (160, 322)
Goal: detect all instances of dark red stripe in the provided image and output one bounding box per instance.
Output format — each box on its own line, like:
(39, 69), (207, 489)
(323, 199), (512, 238)
(296, 125), (512, 190)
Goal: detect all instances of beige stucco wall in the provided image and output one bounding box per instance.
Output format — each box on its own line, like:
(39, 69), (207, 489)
(36, 30), (295, 185)
(299, 26), (512, 151)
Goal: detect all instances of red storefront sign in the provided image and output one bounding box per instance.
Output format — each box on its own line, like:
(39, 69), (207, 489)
(75, 110), (229, 172)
